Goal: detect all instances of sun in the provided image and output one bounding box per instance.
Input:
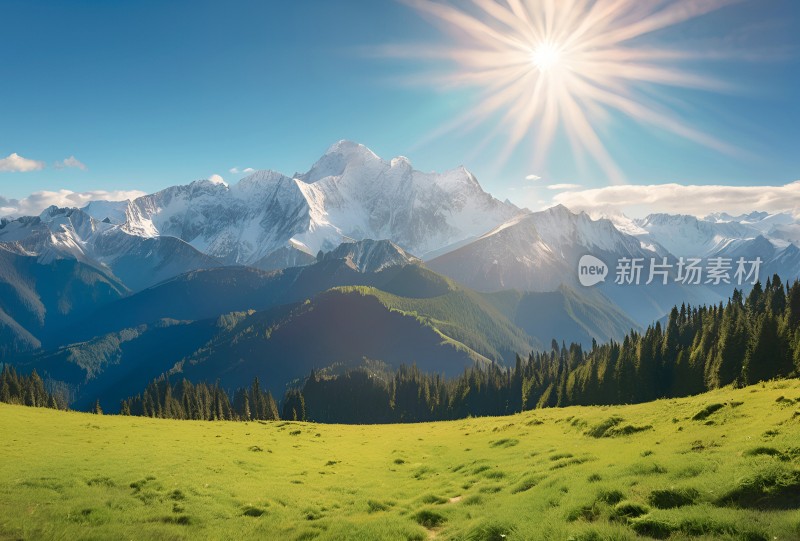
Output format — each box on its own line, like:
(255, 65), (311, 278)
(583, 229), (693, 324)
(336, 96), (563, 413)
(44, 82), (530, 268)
(531, 42), (561, 72)
(397, 0), (737, 184)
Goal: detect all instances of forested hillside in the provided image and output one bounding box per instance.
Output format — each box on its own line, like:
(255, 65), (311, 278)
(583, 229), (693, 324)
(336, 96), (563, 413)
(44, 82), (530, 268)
(102, 275), (800, 424)
(287, 274), (800, 423)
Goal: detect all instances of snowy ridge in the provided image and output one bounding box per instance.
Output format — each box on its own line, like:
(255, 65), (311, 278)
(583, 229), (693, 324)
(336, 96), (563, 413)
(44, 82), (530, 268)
(0, 206), (222, 291)
(0, 141), (521, 289)
(633, 213), (761, 258)
(110, 141), (521, 265)
(590, 209), (800, 261)
(82, 200), (132, 225)
(428, 204), (662, 294)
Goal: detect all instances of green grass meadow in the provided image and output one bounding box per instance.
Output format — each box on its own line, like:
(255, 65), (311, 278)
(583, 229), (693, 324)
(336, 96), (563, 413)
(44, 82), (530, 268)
(2, 380), (800, 540)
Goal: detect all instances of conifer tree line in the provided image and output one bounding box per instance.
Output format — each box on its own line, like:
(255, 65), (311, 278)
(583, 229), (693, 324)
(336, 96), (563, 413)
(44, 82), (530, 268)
(0, 365), (63, 410)
(299, 362), (520, 423)
(559, 273), (799, 408)
(119, 377), (280, 421)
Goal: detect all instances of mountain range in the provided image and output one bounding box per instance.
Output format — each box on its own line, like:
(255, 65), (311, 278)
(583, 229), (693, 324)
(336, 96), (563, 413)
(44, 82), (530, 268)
(12, 242), (639, 409)
(80, 141), (521, 267)
(2, 141), (799, 410)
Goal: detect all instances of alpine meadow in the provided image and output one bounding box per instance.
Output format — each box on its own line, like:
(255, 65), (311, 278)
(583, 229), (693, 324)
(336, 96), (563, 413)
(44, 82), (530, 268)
(1, 380), (799, 540)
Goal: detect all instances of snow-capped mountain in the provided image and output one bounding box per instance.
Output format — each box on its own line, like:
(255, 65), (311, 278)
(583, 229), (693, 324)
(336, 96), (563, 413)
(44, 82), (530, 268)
(7, 140), (800, 329)
(0, 206), (108, 264)
(0, 206), (222, 291)
(633, 213), (762, 258)
(766, 243), (800, 280)
(572, 210), (800, 318)
(619, 210), (800, 260)
(586, 209), (800, 261)
(427, 205), (724, 324)
(117, 141), (522, 265)
(709, 211), (800, 249)
(427, 205), (660, 292)
(704, 211), (795, 232)
(82, 200), (131, 225)
(2, 142), (520, 290)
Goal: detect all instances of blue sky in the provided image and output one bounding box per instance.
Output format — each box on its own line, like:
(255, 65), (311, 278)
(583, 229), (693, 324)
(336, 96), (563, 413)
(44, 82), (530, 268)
(1, 0), (799, 213)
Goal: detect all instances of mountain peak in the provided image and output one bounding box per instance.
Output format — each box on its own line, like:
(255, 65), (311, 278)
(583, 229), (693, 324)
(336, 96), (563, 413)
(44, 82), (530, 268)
(321, 239), (420, 273)
(82, 200), (132, 225)
(751, 234), (776, 250)
(38, 205), (93, 224)
(40, 205), (68, 217)
(301, 141), (382, 183)
(390, 156), (411, 168)
(236, 169), (291, 189)
(542, 203), (575, 218)
(60, 142), (519, 268)
(324, 139), (375, 156)
(706, 211), (771, 223)
(40, 204), (82, 216)
(187, 178), (229, 193)
(638, 213), (700, 229)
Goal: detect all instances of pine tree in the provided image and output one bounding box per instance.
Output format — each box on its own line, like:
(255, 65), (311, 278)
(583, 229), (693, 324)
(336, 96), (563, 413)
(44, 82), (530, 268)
(282, 390), (305, 421)
(742, 313), (786, 385)
(768, 274), (786, 315)
(164, 382), (173, 419)
(707, 304), (747, 388)
(0, 379), (11, 404)
(243, 394), (252, 421)
(265, 392), (279, 420)
(787, 281), (800, 328)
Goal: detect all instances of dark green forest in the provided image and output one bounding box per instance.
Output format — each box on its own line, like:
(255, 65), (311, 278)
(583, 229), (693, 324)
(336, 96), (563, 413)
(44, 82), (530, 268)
(0, 365), (63, 410)
(119, 378), (281, 421)
(3, 275), (800, 424)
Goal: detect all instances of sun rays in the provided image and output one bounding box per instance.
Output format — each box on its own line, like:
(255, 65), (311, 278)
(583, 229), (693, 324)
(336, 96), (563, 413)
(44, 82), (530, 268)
(397, 0), (740, 184)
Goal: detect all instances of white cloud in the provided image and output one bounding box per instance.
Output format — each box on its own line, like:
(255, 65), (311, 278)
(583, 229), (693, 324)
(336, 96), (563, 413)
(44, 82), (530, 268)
(0, 189), (147, 218)
(552, 181), (800, 218)
(547, 183), (581, 190)
(229, 166), (256, 174)
(0, 153), (45, 173)
(525, 174), (542, 181)
(54, 156), (88, 170)
(208, 174), (227, 186)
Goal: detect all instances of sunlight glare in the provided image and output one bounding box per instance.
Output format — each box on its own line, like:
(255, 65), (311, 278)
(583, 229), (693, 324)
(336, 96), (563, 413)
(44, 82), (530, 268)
(399, 0), (738, 184)
(531, 43), (561, 72)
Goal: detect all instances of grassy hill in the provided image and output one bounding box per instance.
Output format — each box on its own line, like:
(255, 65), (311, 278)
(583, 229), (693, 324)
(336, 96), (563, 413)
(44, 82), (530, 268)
(333, 285), (537, 363)
(1, 380), (799, 540)
(177, 289), (497, 397)
(482, 285), (639, 348)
